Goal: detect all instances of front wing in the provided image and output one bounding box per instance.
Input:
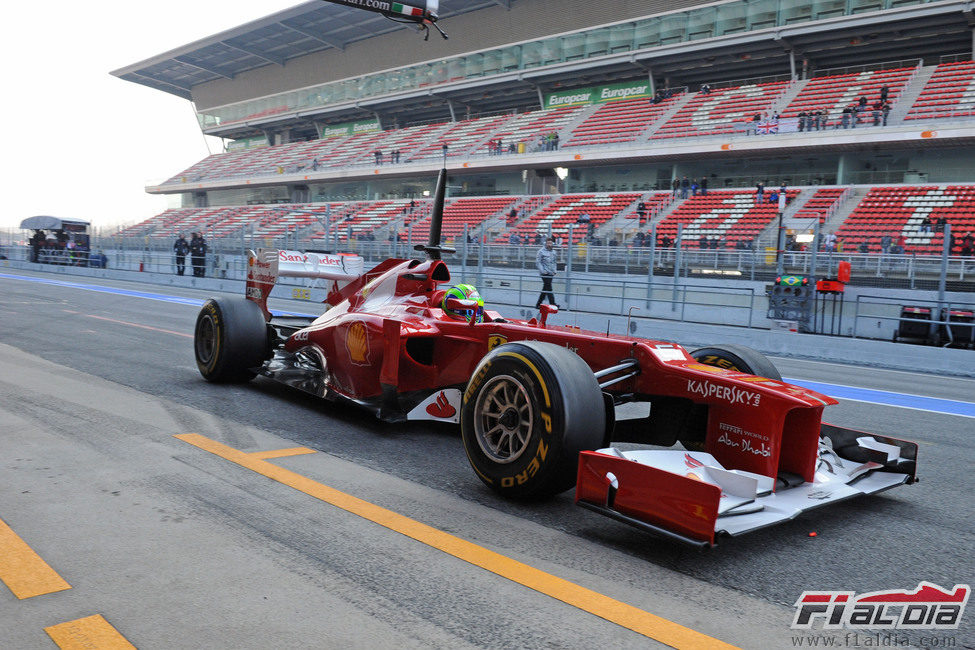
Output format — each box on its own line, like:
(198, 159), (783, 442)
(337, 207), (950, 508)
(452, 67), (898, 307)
(575, 424), (918, 547)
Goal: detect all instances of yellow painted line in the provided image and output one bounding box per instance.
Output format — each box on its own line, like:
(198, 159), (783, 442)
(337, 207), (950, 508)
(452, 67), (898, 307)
(175, 433), (736, 649)
(249, 446), (317, 460)
(0, 516), (71, 599)
(45, 614), (135, 649)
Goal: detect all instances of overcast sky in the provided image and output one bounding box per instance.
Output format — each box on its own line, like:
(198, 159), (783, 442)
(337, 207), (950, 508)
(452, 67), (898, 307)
(1, 0), (300, 231)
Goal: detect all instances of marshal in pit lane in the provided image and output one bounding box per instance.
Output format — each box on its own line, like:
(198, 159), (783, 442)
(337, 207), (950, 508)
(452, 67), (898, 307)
(192, 167), (916, 548)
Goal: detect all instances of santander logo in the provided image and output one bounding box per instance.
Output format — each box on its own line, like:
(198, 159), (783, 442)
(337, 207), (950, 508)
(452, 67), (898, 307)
(278, 251), (308, 263)
(426, 391), (456, 419)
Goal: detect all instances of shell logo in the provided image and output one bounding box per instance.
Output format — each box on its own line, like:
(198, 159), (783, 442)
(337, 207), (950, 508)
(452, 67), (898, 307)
(921, 130), (937, 138)
(346, 321), (370, 365)
(720, 143), (733, 151)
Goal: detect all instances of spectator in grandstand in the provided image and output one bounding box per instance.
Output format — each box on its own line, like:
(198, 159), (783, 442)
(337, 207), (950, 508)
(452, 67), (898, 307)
(921, 216), (933, 234)
(858, 241), (870, 254)
(636, 201), (647, 225)
(311, 158), (320, 171)
(700, 176), (708, 196)
(672, 177), (680, 198)
(374, 150), (383, 165)
(880, 85), (889, 102)
(700, 83), (711, 95)
(691, 179), (700, 196)
(880, 233), (893, 253)
(699, 234), (709, 249)
(552, 133), (559, 150)
(577, 212), (591, 224)
(508, 232), (521, 245)
(535, 237), (559, 310)
(173, 233), (190, 276)
(882, 101), (892, 126)
(841, 106), (852, 129)
(680, 176), (690, 199)
(872, 101), (883, 126)
(190, 232), (208, 277)
(935, 216), (947, 233)
(768, 189), (779, 205)
(534, 233), (542, 245)
(755, 181), (765, 204)
(824, 231), (837, 252)
(749, 113), (761, 135)
(798, 111), (807, 132)
(961, 233), (974, 257)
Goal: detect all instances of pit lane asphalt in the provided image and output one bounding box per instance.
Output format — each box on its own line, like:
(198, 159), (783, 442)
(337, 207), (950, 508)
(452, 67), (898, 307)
(1, 268), (972, 649)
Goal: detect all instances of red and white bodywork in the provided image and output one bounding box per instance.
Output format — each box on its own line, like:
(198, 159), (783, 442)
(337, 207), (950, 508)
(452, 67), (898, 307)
(224, 244), (917, 547)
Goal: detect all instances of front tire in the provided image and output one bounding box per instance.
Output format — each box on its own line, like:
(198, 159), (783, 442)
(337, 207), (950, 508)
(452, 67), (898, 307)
(690, 343), (781, 380)
(461, 341), (606, 499)
(194, 297), (269, 383)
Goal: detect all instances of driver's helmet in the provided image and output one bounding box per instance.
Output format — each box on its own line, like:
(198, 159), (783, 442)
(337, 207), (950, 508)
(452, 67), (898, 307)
(442, 284), (484, 323)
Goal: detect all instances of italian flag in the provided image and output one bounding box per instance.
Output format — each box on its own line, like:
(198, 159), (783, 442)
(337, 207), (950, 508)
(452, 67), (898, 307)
(391, 3), (424, 17)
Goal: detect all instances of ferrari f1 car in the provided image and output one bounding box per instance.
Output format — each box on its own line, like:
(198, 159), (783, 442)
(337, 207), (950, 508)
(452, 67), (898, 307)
(193, 168), (917, 548)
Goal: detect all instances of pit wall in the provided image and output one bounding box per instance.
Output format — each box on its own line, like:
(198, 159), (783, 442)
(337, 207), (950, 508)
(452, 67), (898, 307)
(3, 258), (971, 378)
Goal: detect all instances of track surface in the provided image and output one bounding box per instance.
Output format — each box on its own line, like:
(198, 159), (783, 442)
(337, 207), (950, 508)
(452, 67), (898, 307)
(1, 269), (972, 649)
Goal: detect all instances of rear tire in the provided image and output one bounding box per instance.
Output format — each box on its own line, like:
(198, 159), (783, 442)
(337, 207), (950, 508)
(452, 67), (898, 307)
(194, 297), (269, 383)
(461, 341), (606, 499)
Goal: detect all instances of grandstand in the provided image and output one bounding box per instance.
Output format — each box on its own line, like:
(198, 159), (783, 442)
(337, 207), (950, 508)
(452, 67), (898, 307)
(109, 0), (975, 265)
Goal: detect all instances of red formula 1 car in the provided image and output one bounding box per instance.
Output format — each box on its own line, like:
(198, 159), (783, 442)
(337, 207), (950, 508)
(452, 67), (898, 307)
(193, 169), (917, 548)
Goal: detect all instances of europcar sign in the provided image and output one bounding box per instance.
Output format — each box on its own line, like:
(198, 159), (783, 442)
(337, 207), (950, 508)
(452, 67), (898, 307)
(545, 81), (651, 109)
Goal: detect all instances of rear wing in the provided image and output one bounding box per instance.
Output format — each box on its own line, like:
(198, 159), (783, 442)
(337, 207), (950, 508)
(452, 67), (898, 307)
(245, 248), (365, 319)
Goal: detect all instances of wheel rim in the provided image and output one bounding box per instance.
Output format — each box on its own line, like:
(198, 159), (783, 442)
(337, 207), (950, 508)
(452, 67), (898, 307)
(473, 375), (534, 464)
(195, 314), (216, 364)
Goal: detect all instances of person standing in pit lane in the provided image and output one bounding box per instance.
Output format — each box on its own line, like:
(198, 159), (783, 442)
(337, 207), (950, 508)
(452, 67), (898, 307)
(535, 236), (559, 310)
(190, 232), (208, 277)
(173, 233), (189, 276)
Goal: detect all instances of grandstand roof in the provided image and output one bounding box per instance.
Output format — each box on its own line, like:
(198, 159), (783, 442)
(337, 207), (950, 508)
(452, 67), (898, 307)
(114, 1), (975, 139)
(111, 0), (506, 100)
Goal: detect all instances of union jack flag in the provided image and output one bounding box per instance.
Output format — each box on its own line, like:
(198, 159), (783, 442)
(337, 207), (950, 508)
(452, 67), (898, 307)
(757, 120), (779, 135)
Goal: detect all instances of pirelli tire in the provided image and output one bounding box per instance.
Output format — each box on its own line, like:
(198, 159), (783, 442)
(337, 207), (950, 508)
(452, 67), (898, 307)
(461, 341), (606, 500)
(690, 344), (782, 380)
(194, 297), (270, 383)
